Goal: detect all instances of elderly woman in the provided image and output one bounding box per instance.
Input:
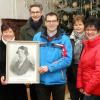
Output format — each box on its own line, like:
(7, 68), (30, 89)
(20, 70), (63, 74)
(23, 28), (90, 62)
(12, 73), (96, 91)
(77, 17), (100, 100)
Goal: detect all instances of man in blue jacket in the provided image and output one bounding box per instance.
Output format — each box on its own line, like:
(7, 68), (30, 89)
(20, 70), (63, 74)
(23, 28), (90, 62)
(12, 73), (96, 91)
(33, 12), (72, 100)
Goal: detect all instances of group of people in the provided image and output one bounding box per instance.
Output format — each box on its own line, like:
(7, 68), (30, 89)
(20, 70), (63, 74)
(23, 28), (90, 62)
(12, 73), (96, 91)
(67, 14), (100, 100)
(0, 2), (100, 100)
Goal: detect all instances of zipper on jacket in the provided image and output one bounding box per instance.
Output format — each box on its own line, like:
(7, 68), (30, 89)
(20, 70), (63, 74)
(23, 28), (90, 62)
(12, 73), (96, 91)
(61, 70), (64, 79)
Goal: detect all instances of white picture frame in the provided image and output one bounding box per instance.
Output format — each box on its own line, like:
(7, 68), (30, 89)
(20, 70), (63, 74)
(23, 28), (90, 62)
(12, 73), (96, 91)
(6, 41), (40, 84)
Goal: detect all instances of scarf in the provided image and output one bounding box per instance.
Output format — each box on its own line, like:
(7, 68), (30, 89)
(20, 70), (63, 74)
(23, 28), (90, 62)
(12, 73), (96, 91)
(30, 17), (43, 31)
(70, 31), (85, 64)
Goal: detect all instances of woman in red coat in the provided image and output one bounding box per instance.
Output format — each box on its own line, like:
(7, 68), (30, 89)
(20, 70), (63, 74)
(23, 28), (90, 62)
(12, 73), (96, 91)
(77, 16), (100, 100)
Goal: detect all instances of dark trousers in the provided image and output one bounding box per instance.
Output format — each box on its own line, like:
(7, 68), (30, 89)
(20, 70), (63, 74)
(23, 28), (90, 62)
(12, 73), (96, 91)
(11, 84), (28, 100)
(67, 64), (84, 100)
(67, 80), (84, 100)
(84, 95), (100, 100)
(35, 84), (65, 100)
(30, 84), (38, 100)
(0, 85), (8, 100)
(0, 84), (28, 100)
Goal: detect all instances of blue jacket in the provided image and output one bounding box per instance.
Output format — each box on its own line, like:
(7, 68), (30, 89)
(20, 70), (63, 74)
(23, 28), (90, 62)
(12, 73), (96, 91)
(33, 29), (72, 85)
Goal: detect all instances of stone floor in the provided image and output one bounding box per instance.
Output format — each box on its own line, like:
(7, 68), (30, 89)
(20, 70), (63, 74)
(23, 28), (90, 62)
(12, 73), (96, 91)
(65, 85), (71, 100)
(65, 92), (70, 100)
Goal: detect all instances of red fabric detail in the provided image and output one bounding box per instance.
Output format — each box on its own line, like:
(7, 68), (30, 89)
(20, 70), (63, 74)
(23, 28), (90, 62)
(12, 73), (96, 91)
(62, 45), (67, 57)
(48, 37), (52, 41)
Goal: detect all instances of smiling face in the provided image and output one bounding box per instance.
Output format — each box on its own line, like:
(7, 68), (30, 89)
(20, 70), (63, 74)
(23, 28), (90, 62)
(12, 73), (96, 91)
(30, 6), (43, 22)
(45, 15), (59, 33)
(2, 28), (15, 41)
(74, 20), (85, 34)
(85, 25), (99, 40)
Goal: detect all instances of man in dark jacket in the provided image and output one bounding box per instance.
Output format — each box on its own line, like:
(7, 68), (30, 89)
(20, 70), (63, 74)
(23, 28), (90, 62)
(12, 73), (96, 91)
(20, 2), (44, 100)
(20, 2), (44, 40)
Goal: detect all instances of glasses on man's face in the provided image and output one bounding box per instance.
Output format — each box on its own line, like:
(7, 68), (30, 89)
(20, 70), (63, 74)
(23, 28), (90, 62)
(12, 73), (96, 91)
(30, 11), (41, 14)
(46, 20), (58, 23)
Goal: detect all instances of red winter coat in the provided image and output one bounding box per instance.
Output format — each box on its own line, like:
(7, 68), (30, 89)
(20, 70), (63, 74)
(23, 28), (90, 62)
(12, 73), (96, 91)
(77, 36), (100, 96)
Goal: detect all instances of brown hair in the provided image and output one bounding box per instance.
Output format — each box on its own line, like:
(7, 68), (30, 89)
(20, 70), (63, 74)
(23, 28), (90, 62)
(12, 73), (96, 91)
(16, 46), (28, 56)
(1, 24), (15, 34)
(29, 2), (43, 12)
(45, 12), (59, 21)
(73, 15), (85, 25)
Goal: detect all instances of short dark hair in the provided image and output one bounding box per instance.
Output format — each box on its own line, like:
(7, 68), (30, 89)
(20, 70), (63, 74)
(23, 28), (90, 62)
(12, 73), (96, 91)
(16, 46), (28, 56)
(1, 24), (15, 34)
(45, 12), (59, 21)
(29, 2), (43, 12)
(85, 16), (100, 32)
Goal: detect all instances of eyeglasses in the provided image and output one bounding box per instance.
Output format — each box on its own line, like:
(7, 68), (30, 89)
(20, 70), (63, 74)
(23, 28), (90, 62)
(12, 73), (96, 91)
(30, 11), (41, 14)
(85, 29), (97, 31)
(46, 20), (58, 23)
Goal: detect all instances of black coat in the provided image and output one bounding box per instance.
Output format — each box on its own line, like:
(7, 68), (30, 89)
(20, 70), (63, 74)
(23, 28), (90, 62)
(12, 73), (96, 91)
(0, 40), (6, 77)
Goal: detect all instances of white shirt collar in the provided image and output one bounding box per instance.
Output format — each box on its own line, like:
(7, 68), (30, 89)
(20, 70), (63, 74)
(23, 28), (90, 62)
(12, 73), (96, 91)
(2, 36), (15, 44)
(47, 30), (57, 37)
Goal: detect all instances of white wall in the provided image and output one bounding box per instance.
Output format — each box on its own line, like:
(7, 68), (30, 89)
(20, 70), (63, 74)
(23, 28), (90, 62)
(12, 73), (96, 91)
(0, 0), (30, 39)
(0, 0), (14, 18)
(0, 0), (29, 19)
(15, 0), (29, 19)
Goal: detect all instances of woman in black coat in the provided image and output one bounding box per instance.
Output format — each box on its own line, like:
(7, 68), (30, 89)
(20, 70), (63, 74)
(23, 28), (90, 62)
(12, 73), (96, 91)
(0, 24), (28, 100)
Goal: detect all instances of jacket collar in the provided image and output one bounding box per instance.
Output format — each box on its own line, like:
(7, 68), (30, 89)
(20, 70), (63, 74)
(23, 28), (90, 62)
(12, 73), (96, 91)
(83, 35), (100, 47)
(25, 16), (44, 29)
(24, 16), (45, 37)
(41, 27), (65, 40)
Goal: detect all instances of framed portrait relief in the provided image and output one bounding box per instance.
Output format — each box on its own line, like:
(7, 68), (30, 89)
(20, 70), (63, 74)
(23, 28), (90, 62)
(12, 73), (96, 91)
(6, 41), (40, 84)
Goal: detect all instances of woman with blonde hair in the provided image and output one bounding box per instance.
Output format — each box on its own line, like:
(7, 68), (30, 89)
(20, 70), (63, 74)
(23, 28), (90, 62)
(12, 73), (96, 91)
(67, 15), (86, 100)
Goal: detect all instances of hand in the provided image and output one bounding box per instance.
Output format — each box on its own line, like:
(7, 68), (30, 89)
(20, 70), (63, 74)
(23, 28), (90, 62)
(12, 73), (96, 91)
(79, 88), (84, 94)
(39, 66), (48, 74)
(84, 91), (91, 96)
(1, 76), (7, 85)
(26, 83), (30, 88)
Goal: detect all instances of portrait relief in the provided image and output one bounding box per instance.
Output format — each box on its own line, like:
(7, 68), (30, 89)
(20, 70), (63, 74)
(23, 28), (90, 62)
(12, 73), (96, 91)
(6, 41), (40, 84)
